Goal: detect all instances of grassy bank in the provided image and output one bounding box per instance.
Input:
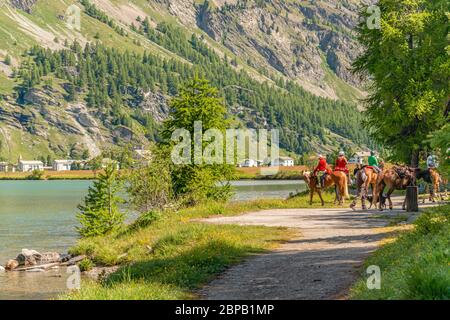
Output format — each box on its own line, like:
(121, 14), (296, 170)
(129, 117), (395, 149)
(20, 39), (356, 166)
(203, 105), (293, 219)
(350, 204), (450, 300)
(0, 170), (98, 180)
(0, 168), (305, 181)
(62, 192), (336, 300)
(236, 166), (308, 180)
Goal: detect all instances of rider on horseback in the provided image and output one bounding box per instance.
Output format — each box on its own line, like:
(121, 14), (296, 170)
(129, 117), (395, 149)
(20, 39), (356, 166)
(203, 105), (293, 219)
(335, 151), (351, 184)
(314, 154), (330, 188)
(427, 153), (439, 170)
(368, 151), (381, 174)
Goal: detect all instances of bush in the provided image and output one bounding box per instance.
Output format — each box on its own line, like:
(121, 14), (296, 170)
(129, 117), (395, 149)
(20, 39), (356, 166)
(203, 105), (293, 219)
(130, 211), (162, 230)
(127, 146), (173, 213)
(26, 170), (44, 180)
(79, 258), (95, 272)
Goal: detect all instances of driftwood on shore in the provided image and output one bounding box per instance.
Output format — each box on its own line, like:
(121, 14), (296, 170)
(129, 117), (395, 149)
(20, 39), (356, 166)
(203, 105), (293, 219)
(12, 262), (61, 272)
(2, 249), (86, 272)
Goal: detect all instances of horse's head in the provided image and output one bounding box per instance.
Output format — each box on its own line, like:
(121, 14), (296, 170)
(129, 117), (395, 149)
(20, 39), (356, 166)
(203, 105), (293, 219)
(302, 171), (312, 185)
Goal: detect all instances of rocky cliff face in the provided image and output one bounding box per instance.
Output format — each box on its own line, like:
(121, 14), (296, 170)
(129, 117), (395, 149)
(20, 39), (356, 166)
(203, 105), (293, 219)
(160, 0), (365, 99)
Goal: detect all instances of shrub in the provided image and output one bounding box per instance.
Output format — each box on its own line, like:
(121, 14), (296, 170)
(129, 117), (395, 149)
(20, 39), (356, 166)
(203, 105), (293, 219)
(130, 210), (162, 230)
(79, 258), (95, 272)
(26, 170), (44, 180)
(127, 146), (173, 213)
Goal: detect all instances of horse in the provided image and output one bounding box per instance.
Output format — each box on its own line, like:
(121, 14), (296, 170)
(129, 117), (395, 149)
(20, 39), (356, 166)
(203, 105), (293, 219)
(415, 168), (444, 203)
(374, 166), (416, 211)
(303, 169), (349, 206)
(350, 165), (380, 210)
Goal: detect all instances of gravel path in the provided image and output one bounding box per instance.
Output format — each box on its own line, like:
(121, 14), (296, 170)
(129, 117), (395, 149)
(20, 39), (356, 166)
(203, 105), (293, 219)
(198, 200), (432, 300)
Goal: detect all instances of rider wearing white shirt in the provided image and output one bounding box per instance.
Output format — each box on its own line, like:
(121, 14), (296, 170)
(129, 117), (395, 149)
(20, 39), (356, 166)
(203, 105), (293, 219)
(427, 154), (438, 169)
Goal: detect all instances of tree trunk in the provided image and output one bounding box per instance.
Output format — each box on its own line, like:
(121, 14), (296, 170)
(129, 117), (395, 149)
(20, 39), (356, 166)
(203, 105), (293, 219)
(406, 186), (419, 212)
(410, 150), (419, 168)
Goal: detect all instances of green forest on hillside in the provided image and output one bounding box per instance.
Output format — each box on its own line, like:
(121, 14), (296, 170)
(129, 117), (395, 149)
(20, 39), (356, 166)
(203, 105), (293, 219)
(15, 37), (370, 155)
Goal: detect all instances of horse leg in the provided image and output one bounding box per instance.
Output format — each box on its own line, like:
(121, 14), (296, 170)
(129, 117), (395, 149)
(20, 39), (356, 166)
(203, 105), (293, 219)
(361, 185), (368, 210)
(339, 184), (345, 205)
(318, 190), (325, 206)
(309, 189), (314, 205)
(430, 183), (435, 203)
(423, 184), (427, 204)
(376, 182), (385, 210)
(334, 186), (338, 205)
(433, 180), (439, 203)
(386, 188), (394, 210)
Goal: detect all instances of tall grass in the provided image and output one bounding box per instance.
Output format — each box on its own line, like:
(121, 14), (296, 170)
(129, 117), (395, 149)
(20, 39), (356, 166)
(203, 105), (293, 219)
(350, 204), (450, 300)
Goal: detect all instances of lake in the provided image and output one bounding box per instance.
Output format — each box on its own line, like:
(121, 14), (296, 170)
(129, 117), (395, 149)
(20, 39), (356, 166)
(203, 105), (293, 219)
(0, 179), (305, 299)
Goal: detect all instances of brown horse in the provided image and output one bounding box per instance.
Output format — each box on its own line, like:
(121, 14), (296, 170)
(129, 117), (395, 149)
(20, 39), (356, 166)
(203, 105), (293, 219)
(374, 166), (416, 211)
(416, 168), (444, 202)
(303, 170), (349, 206)
(350, 166), (380, 210)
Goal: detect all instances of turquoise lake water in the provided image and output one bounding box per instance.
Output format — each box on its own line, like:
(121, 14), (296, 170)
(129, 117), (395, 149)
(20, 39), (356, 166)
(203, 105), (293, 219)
(0, 179), (305, 299)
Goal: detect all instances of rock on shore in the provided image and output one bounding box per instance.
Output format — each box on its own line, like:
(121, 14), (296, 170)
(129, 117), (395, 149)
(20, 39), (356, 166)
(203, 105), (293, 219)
(4, 249), (70, 271)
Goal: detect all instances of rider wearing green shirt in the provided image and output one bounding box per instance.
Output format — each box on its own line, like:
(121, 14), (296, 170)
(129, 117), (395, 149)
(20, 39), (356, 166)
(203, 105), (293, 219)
(368, 151), (381, 173)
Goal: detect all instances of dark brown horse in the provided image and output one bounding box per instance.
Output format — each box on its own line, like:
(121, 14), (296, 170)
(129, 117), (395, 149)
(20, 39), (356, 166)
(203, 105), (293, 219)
(374, 166), (416, 211)
(415, 168), (444, 202)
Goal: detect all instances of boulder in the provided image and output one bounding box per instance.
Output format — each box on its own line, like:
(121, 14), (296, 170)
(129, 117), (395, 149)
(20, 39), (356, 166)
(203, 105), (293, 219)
(16, 249), (42, 266)
(58, 254), (71, 263)
(40, 252), (61, 264)
(5, 259), (19, 271)
(0, 266), (5, 272)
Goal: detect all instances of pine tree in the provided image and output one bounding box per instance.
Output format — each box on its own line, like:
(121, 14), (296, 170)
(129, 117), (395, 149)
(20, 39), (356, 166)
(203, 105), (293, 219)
(76, 164), (125, 237)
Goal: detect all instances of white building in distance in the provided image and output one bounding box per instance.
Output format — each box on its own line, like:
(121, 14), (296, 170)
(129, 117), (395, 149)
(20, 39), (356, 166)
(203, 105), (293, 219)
(53, 160), (75, 171)
(18, 160), (44, 172)
(238, 159), (258, 168)
(271, 157), (295, 167)
(0, 162), (10, 172)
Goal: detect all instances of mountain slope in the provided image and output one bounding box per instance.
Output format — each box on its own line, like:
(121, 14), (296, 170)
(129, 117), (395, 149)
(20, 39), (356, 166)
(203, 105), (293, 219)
(0, 0), (372, 162)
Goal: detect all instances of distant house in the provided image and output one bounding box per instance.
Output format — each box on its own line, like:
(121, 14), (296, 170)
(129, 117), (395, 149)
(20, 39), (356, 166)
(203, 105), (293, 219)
(18, 160), (44, 172)
(53, 160), (75, 171)
(238, 159), (258, 168)
(271, 157), (295, 167)
(348, 158), (360, 165)
(0, 162), (10, 172)
(349, 151), (372, 165)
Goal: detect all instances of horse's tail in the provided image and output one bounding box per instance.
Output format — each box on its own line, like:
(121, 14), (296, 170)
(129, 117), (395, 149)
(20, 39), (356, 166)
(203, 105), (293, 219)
(344, 174), (350, 199)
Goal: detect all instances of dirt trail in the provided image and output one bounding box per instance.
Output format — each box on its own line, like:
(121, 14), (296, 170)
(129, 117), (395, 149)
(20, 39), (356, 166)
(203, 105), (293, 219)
(199, 200), (433, 300)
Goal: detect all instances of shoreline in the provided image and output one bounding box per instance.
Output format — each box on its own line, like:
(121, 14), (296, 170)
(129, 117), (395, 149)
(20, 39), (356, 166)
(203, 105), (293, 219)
(0, 167), (309, 181)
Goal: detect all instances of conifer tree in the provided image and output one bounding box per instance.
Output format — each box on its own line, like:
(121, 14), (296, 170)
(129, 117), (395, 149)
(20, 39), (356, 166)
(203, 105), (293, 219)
(77, 164), (125, 237)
